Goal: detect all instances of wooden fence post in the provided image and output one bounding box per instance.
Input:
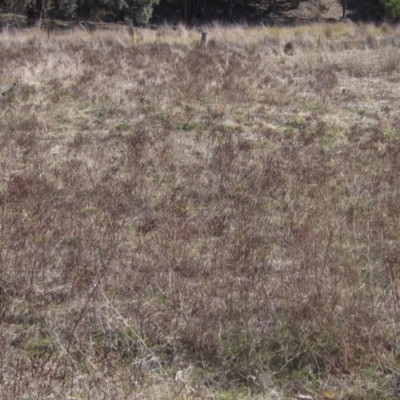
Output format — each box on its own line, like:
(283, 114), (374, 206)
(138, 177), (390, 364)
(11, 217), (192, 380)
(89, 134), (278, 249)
(201, 31), (208, 48)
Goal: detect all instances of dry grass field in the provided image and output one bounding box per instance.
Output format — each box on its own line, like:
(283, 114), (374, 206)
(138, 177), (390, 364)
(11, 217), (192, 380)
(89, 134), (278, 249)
(1, 21), (400, 399)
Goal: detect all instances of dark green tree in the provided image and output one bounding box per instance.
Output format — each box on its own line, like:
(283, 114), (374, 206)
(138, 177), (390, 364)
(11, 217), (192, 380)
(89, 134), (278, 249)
(380, 0), (400, 18)
(176, 0), (212, 25)
(16, 0), (159, 23)
(128, 0), (160, 24)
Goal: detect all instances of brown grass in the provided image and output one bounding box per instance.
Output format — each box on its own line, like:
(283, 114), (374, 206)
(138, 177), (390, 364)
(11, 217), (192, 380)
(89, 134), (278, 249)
(1, 22), (400, 399)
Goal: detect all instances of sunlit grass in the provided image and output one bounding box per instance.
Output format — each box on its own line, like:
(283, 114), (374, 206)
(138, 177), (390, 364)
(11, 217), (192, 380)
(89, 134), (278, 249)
(1, 21), (400, 399)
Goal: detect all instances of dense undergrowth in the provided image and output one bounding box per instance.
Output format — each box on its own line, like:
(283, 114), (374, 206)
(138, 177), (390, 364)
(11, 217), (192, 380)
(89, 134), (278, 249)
(1, 22), (400, 399)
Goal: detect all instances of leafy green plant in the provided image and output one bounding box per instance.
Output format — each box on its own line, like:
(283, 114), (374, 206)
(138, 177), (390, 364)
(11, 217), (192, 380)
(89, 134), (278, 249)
(26, 337), (54, 358)
(289, 116), (307, 129)
(178, 119), (199, 131)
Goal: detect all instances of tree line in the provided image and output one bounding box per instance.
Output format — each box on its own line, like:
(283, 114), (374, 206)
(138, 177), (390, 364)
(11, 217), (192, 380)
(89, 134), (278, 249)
(1, 0), (399, 26)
